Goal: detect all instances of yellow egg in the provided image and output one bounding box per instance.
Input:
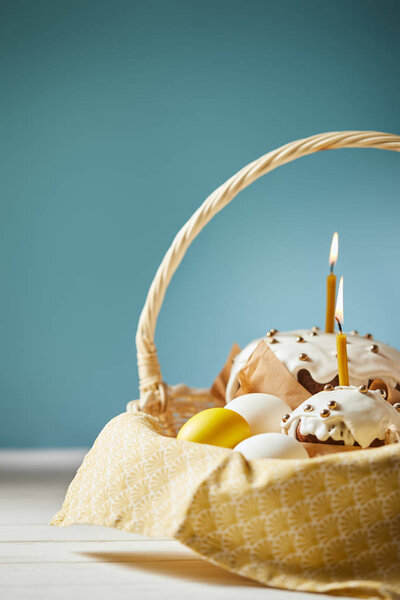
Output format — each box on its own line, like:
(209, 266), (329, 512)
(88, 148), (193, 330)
(177, 407), (251, 448)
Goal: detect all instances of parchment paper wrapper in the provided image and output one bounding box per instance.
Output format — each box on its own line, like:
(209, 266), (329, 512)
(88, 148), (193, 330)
(236, 339), (311, 409)
(52, 411), (400, 599)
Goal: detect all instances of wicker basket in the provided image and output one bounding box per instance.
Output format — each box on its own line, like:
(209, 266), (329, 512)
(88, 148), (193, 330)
(53, 131), (400, 598)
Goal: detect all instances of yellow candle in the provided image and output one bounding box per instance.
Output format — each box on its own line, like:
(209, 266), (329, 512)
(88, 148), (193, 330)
(325, 232), (338, 333)
(325, 272), (337, 333)
(336, 331), (349, 386)
(335, 276), (349, 386)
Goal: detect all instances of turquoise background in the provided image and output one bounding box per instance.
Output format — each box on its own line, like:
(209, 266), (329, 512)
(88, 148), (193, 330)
(1, 0), (400, 447)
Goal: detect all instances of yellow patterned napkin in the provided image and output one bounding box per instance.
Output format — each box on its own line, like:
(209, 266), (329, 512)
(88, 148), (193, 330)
(52, 412), (400, 599)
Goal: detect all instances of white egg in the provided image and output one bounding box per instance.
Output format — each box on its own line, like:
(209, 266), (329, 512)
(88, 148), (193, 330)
(225, 393), (291, 435)
(234, 433), (309, 460)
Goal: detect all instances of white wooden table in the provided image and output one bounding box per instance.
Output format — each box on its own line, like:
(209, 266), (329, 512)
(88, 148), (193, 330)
(0, 450), (353, 600)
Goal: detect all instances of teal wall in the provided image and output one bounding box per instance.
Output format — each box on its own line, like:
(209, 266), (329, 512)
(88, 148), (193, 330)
(1, 0), (400, 447)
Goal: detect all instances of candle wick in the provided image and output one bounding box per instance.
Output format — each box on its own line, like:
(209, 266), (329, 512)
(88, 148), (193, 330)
(335, 316), (342, 334)
(330, 263), (334, 274)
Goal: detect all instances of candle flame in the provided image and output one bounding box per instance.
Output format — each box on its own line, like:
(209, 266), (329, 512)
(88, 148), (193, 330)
(335, 276), (344, 326)
(329, 232), (339, 267)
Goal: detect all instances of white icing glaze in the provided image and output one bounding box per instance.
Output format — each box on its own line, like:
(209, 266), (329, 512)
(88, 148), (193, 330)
(281, 386), (400, 448)
(226, 330), (400, 402)
(267, 330), (400, 388)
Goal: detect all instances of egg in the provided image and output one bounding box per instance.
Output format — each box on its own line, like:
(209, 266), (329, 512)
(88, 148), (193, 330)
(226, 393), (292, 435)
(234, 433), (309, 460)
(177, 407), (251, 448)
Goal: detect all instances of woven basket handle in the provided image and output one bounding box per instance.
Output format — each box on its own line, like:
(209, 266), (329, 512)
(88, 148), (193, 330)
(136, 130), (400, 410)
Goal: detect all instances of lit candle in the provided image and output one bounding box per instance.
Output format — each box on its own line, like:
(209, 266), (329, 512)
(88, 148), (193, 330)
(335, 276), (349, 386)
(325, 232), (338, 333)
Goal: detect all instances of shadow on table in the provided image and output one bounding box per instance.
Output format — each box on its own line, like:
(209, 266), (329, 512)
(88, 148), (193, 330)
(82, 550), (263, 587)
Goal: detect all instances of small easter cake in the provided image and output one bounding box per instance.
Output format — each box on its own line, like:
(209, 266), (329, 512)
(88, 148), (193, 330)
(281, 385), (400, 448)
(227, 329), (400, 401)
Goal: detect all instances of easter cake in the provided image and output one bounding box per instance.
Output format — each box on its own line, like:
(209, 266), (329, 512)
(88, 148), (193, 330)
(226, 329), (400, 403)
(281, 385), (400, 448)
